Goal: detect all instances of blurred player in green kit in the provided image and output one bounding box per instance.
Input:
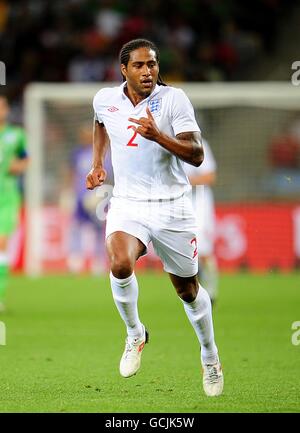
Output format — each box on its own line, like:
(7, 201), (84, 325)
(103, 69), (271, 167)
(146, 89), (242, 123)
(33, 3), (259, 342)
(0, 95), (29, 312)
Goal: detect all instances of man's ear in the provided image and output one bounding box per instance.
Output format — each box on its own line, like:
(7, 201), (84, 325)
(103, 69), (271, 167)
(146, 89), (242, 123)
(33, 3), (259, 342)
(120, 64), (127, 78)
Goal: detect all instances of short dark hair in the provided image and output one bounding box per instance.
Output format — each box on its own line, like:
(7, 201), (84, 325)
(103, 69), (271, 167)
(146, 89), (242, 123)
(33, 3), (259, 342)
(119, 38), (166, 86)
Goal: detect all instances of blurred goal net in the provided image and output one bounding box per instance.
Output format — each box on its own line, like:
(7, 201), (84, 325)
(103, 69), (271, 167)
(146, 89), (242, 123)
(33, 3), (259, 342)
(24, 82), (300, 274)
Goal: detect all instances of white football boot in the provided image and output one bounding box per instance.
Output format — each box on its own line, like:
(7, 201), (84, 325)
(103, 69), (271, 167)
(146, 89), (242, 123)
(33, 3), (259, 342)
(119, 327), (149, 378)
(202, 360), (224, 396)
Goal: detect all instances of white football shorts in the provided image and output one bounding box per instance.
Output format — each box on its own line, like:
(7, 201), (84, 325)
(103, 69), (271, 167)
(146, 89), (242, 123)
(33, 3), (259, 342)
(105, 195), (199, 278)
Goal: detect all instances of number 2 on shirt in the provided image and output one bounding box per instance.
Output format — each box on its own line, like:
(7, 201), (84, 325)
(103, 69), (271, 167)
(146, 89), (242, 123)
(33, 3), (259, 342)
(127, 125), (138, 147)
(191, 237), (198, 259)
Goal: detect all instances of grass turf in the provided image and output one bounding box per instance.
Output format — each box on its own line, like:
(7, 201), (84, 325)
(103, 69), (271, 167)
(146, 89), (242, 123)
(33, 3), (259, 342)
(0, 271), (299, 413)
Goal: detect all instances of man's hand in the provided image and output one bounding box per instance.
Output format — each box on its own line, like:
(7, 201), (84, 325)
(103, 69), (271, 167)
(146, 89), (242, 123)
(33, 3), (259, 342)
(86, 167), (107, 190)
(128, 107), (161, 141)
(130, 107), (203, 167)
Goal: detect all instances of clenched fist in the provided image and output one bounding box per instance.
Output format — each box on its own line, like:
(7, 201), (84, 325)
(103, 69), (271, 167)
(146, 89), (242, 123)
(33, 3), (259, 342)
(86, 166), (107, 190)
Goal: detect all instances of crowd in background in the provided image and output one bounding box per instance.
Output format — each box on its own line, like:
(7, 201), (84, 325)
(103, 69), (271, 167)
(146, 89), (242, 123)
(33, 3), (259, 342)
(0, 0), (298, 110)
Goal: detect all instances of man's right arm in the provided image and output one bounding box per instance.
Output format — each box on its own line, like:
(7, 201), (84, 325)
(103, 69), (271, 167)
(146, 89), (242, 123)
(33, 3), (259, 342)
(86, 120), (109, 190)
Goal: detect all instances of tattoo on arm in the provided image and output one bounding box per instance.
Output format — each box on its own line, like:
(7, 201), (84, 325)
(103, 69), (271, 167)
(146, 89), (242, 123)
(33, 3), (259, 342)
(176, 131), (203, 162)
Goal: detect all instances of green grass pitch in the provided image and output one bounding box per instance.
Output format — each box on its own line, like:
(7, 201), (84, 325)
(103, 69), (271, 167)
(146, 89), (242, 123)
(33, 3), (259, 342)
(0, 271), (299, 413)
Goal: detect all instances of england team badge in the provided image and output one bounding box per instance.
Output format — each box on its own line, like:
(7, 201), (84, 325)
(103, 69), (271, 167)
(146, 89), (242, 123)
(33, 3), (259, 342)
(148, 98), (162, 115)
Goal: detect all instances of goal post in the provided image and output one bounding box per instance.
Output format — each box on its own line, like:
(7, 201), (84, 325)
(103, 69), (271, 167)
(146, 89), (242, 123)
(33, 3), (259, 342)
(24, 82), (300, 275)
(24, 83), (119, 276)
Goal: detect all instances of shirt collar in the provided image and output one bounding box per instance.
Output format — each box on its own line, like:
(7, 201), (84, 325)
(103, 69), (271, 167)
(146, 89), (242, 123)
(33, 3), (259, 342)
(120, 82), (161, 102)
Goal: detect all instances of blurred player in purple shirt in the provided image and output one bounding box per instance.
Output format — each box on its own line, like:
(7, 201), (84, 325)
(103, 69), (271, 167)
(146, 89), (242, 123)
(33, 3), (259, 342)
(68, 124), (113, 273)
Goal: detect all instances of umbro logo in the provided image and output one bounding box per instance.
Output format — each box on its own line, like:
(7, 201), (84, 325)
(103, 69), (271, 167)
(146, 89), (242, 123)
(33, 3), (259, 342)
(107, 106), (119, 112)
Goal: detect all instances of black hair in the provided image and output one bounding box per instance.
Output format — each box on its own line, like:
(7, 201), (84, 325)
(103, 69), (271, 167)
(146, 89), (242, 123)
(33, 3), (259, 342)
(119, 38), (166, 86)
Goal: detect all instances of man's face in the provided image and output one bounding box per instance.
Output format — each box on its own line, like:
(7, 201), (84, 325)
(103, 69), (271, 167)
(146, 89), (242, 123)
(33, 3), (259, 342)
(121, 47), (159, 97)
(0, 97), (9, 124)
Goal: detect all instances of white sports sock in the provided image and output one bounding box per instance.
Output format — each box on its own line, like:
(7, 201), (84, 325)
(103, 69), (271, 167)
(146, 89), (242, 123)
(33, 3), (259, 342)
(110, 272), (144, 340)
(182, 285), (219, 365)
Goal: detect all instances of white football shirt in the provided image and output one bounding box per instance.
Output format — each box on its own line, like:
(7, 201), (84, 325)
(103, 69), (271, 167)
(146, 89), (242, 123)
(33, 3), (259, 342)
(93, 82), (200, 201)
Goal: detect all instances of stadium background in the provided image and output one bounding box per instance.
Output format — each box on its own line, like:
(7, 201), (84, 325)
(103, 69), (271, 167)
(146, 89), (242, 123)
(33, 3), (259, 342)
(1, 0), (300, 414)
(3, 0), (299, 274)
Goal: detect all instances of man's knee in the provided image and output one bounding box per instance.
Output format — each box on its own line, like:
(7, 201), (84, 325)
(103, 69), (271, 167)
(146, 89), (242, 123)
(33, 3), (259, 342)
(178, 286), (198, 303)
(106, 232), (144, 279)
(110, 254), (134, 279)
(170, 274), (199, 303)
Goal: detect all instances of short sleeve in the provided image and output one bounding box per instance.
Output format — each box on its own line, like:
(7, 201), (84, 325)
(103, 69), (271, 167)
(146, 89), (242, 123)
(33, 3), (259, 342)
(94, 111), (102, 123)
(171, 88), (201, 136)
(93, 92), (104, 124)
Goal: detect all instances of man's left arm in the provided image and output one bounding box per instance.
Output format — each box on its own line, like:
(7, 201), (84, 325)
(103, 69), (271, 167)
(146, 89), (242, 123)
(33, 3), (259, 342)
(129, 107), (203, 167)
(9, 128), (29, 175)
